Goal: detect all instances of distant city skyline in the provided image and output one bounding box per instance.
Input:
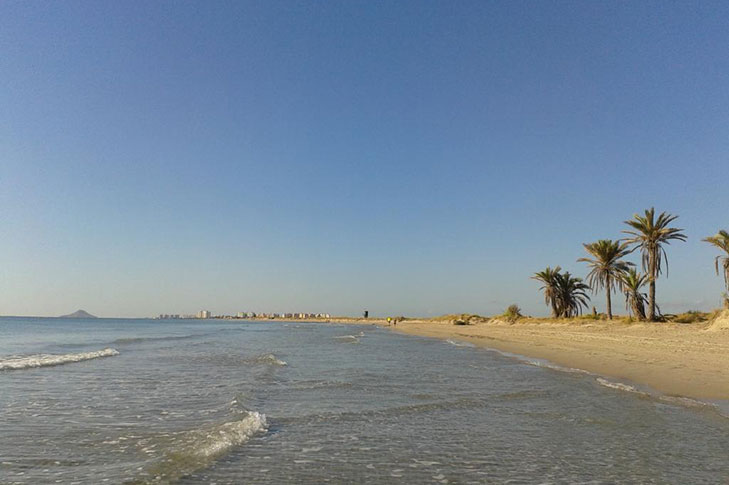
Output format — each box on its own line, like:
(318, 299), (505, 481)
(2, 2), (729, 318)
(156, 311), (332, 320)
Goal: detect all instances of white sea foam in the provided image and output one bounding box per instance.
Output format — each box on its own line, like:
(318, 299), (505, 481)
(189, 411), (267, 458)
(0, 348), (119, 371)
(487, 348), (590, 374)
(140, 410), (267, 482)
(333, 335), (360, 343)
(445, 339), (475, 348)
(253, 353), (287, 366)
(523, 358), (590, 374)
(596, 377), (643, 394)
(659, 395), (714, 409)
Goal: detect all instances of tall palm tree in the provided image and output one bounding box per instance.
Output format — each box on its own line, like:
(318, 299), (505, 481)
(702, 230), (729, 294)
(620, 268), (648, 320)
(554, 271), (591, 318)
(532, 266), (562, 318)
(622, 208), (687, 321)
(577, 239), (633, 319)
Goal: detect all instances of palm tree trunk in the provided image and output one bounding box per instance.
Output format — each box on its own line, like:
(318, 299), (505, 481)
(648, 279), (656, 321)
(606, 283), (612, 320)
(647, 250), (657, 321)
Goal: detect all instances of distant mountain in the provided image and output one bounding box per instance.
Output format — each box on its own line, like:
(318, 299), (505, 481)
(59, 309), (98, 319)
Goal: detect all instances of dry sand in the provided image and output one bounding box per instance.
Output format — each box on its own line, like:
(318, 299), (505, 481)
(339, 312), (729, 401)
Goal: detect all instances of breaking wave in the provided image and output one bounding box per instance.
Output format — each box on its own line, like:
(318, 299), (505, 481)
(333, 332), (364, 343)
(0, 348), (119, 371)
(247, 353), (287, 366)
(445, 339), (476, 348)
(113, 334), (207, 345)
(596, 377), (644, 394)
(135, 410), (267, 483)
(485, 348), (590, 374)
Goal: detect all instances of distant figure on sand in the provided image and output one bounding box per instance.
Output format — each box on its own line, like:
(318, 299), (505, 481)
(387, 317), (391, 325)
(363, 310), (368, 319)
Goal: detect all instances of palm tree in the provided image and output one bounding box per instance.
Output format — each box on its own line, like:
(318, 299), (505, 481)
(532, 266), (562, 318)
(622, 208), (687, 321)
(554, 271), (591, 318)
(620, 268), (648, 320)
(577, 239), (633, 319)
(702, 230), (729, 294)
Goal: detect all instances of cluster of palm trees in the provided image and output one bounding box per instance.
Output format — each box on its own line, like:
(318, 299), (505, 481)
(533, 207), (729, 322)
(532, 267), (590, 318)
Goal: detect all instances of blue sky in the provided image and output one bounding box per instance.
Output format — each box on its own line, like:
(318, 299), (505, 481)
(1, 1), (728, 317)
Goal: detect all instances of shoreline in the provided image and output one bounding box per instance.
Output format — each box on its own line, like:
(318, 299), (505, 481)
(338, 315), (729, 402)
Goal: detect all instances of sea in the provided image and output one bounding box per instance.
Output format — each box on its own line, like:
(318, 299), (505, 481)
(1, 317), (728, 484)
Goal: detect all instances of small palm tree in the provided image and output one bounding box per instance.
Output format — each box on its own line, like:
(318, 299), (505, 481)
(555, 271), (591, 318)
(702, 230), (729, 293)
(578, 239), (633, 319)
(622, 208), (687, 321)
(620, 269), (648, 320)
(532, 266), (562, 318)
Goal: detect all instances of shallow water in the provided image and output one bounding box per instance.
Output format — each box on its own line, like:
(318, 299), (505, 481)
(1, 317), (728, 484)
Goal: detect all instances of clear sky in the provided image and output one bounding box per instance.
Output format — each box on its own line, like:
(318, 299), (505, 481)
(2, 1), (728, 318)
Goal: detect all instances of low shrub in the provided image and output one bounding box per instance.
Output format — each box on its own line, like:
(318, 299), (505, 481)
(503, 304), (522, 323)
(669, 310), (710, 324)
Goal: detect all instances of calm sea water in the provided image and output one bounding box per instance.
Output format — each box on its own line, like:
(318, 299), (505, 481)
(1, 317), (728, 484)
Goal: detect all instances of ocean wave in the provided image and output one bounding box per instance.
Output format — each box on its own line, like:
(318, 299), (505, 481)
(485, 348), (590, 374)
(593, 378), (729, 419)
(521, 358), (590, 374)
(290, 379), (354, 391)
(595, 377), (645, 394)
(445, 339), (476, 348)
(281, 398), (487, 426)
(113, 334), (207, 345)
(247, 353), (287, 366)
(136, 410), (267, 483)
(658, 395), (718, 410)
(333, 333), (363, 343)
(495, 389), (553, 401)
(0, 348), (119, 371)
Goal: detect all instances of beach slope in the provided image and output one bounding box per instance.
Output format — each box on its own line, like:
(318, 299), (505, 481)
(382, 313), (729, 401)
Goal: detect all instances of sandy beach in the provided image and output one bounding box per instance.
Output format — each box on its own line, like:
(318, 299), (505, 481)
(338, 313), (729, 401)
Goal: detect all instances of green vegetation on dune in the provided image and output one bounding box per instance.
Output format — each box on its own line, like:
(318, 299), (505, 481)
(577, 240), (632, 320)
(502, 304), (523, 323)
(532, 268), (590, 318)
(703, 230), (729, 307)
(620, 269), (649, 321)
(530, 208), (729, 322)
(622, 208), (686, 321)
